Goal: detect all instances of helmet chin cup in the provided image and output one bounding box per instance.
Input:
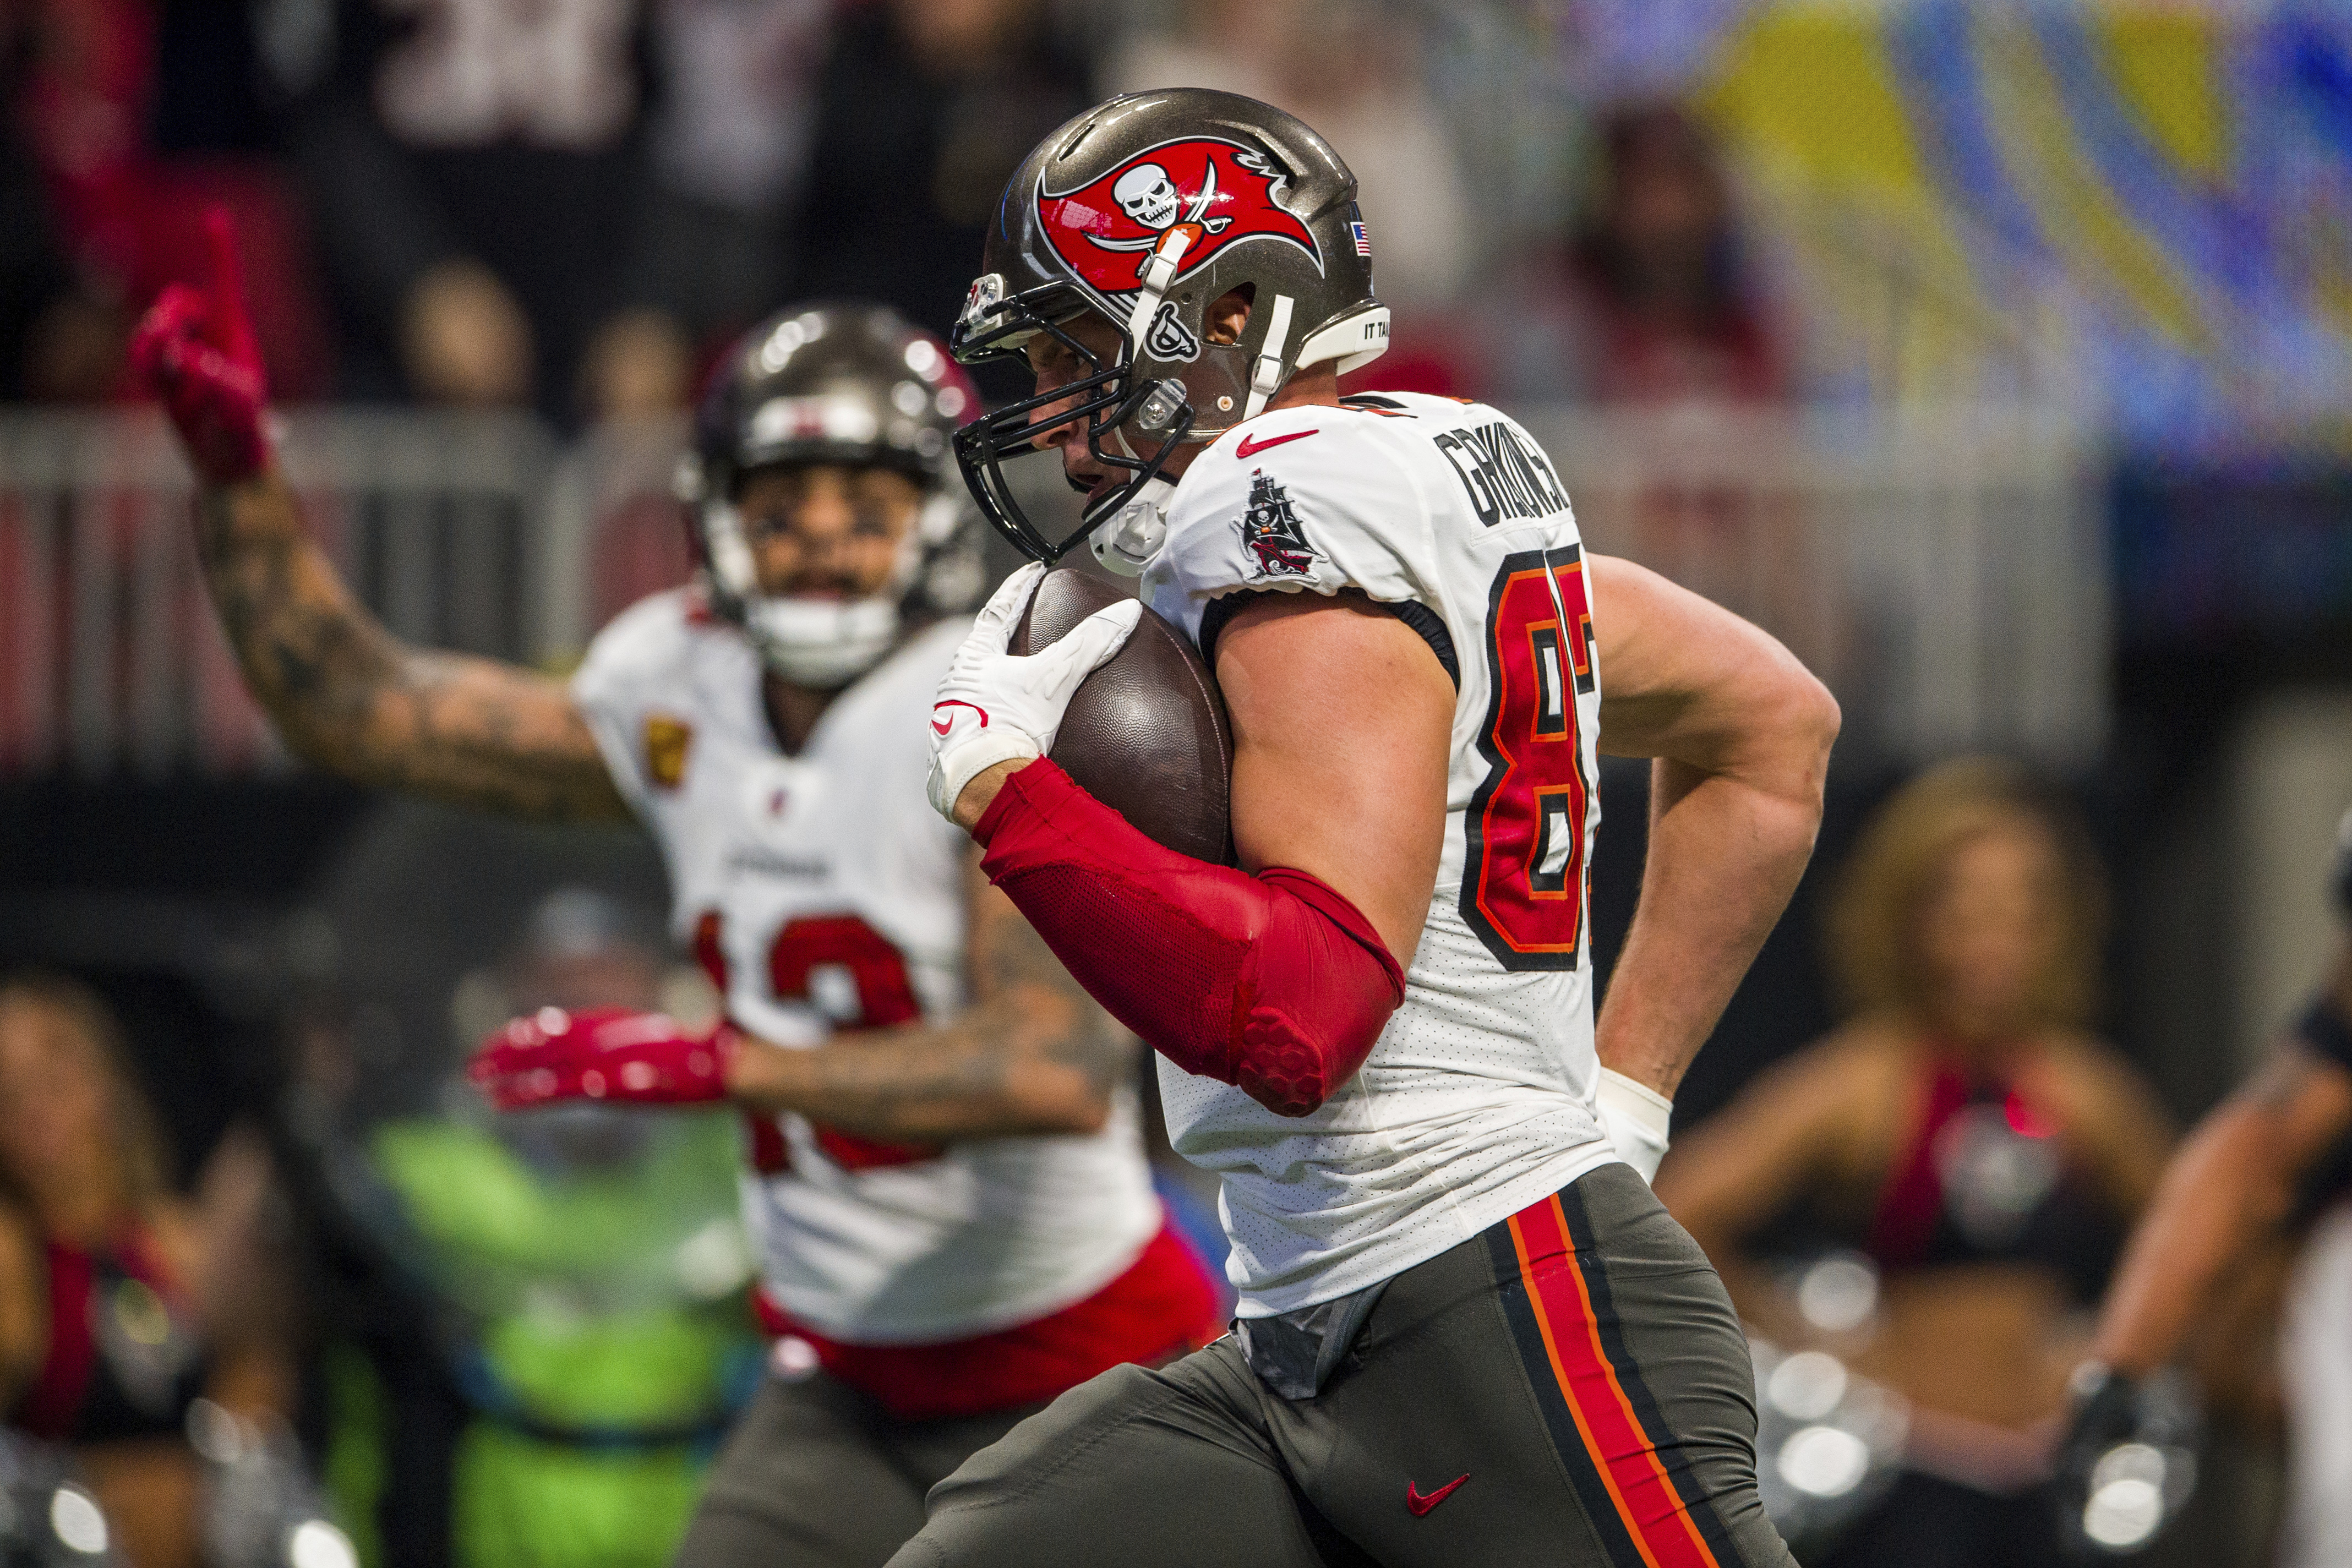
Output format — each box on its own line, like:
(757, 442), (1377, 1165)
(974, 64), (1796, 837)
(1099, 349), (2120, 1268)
(745, 595), (902, 689)
(1090, 479), (1174, 576)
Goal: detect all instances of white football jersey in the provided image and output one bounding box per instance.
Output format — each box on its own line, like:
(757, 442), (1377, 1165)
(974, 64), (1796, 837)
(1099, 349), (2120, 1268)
(1141, 391), (1618, 1318)
(573, 594), (1161, 1343)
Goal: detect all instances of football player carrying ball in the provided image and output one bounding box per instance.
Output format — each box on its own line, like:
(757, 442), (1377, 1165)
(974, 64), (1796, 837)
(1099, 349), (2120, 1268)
(911, 89), (1840, 1567)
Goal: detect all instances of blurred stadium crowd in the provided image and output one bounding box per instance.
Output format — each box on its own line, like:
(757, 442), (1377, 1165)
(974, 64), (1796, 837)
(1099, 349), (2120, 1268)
(1, 2), (2350, 1567)
(0, 0), (1800, 416)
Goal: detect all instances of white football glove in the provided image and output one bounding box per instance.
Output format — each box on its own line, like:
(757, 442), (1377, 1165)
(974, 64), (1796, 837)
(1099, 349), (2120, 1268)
(926, 562), (1143, 822)
(1596, 1067), (1673, 1185)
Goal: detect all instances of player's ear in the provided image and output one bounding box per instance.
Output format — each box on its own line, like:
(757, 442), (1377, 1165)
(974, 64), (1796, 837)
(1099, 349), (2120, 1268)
(1206, 285), (1254, 347)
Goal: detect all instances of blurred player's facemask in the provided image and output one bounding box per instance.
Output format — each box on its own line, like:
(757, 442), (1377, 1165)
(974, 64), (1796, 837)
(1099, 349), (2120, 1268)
(949, 89), (1391, 576)
(684, 303), (985, 689)
(694, 484), (961, 689)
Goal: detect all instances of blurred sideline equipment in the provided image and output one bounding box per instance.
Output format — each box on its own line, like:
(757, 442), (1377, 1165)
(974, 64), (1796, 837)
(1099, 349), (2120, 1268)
(2063, 804), (2352, 1561)
(2050, 1365), (2201, 1557)
(127, 222), (1219, 1567)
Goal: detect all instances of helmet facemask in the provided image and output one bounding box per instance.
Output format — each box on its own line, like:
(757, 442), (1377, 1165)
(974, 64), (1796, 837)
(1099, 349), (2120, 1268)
(949, 280), (1214, 572)
(693, 477), (938, 689)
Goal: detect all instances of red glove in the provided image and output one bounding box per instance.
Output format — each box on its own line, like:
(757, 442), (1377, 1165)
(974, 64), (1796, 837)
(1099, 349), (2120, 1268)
(127, 206), (272, 487)
(468, 1007), (739, 1110)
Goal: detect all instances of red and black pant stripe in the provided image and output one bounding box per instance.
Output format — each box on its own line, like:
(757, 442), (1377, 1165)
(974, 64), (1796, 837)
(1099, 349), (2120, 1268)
(1488, 1183), (1749, 1568)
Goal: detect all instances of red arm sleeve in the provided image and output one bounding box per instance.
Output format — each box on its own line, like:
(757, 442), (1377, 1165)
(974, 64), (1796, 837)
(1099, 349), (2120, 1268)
(973, 759), (1405, 1117)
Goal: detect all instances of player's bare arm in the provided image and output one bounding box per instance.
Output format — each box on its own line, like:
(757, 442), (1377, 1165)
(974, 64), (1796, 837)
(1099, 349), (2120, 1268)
(130, 210), (626, 821)
(2092, 939), (2352, 1376)
(1212, 591), (1453, 961)
(197, 476), (626, 820)
(1586, 554), (1840, 1097)
(723, 861), (1127, 1141)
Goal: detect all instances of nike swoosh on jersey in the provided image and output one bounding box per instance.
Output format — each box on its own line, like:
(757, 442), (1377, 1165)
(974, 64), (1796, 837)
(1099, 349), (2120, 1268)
(1234, 429), (1318, 458)
(1405, 1474), (1469, 1516)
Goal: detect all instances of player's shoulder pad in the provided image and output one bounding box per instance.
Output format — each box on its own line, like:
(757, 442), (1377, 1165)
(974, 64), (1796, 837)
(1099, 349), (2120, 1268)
(827, 613), (973, 737)
(572, 586), (727, 715)
(1149, 405), (1438, 635)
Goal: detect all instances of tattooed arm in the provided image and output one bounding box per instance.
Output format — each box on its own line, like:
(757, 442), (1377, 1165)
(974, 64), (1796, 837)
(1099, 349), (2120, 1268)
(198, 474), (629, 820)
(723, 854), (1130, 1140)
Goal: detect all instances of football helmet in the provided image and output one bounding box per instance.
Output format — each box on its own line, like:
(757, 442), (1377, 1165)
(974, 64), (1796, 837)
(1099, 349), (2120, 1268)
(679, 303), (983, 687)
(949, 89), (1389, 572)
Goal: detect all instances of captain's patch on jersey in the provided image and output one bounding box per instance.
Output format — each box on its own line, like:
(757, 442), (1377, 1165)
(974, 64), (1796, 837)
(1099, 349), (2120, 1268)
(644, 713), (694, 790)
(1235, 469), (1320, 580)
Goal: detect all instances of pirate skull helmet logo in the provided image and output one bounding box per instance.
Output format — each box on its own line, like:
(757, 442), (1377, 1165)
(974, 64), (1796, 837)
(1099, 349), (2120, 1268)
(1036, 138), (1318, 302)
(1114, 164), (1182, 230)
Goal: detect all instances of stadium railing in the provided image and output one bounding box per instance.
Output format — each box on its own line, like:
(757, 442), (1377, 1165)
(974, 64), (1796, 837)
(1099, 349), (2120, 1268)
(0, 402), (2101, 778)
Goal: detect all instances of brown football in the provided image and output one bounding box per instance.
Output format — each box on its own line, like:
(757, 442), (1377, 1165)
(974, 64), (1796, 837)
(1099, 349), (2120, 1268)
(1008, 568), (1234, 865)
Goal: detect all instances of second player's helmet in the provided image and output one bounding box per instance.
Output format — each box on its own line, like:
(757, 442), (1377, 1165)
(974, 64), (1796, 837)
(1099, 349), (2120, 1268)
(950, 89), (1390, 571)
(678, 303), (983, 687)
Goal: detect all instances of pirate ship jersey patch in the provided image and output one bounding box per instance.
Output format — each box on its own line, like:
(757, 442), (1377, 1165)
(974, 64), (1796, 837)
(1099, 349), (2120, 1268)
(1234, 469), (1321, 580)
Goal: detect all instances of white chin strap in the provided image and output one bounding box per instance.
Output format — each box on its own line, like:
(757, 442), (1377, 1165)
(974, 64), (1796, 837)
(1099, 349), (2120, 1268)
(1243, 294), (1296, 421)
(744, 595), (901, 688)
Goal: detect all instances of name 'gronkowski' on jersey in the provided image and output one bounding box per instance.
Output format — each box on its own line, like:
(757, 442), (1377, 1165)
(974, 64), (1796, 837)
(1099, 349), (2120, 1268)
(572, 595), (1160, 1343)
(1141, 390), (1616, 1319)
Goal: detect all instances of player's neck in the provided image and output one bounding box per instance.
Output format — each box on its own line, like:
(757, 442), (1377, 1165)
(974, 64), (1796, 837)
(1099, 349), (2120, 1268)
(1165, 366), (1342, 481)
(1270, 363), (1341, 412)
(761, 671), (837, 756)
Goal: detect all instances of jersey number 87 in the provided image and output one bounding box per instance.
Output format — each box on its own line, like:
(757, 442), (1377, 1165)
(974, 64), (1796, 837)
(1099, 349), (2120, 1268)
(1461, 547), (1596, 970)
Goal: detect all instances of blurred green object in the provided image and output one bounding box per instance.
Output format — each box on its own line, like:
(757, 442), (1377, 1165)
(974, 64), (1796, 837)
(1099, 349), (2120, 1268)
(365, 1107), (759, 1568)
(452, 1424), (711, 1568)
(371, 1108), (750, 1318)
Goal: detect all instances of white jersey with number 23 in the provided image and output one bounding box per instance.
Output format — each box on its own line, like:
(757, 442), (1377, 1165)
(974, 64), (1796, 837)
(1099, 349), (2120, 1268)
(572, 596), (1161, 1344)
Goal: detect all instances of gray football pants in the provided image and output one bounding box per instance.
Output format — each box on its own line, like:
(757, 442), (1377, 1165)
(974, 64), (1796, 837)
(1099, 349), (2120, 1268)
(672, 1369), (1038, 1568)
(887, 1162), (1798, 1568)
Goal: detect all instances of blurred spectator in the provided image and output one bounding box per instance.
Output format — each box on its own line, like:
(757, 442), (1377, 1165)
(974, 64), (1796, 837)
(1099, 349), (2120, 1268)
(626, 0), (827, 375)
(1656, 760), (2175, 1568)
(787, 0), (1093, 344)
(316, 888), (751, 1568)
(0, 105), (85, 398)
(0, 974), (296, 1568)
(4, 0), (333, 399)
(282, 0), (706, 419)
(1486, 101), (1787, 405)
(1102, 0), (1476, 392)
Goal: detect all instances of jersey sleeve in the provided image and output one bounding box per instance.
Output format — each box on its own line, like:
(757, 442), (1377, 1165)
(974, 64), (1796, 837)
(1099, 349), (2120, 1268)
(1143, 412), (1439, 655)
(569, 589), (692, 819)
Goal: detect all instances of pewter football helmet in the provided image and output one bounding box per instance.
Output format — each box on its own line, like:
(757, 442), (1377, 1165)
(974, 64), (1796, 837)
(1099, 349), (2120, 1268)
(949, 90), (1389, 570)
